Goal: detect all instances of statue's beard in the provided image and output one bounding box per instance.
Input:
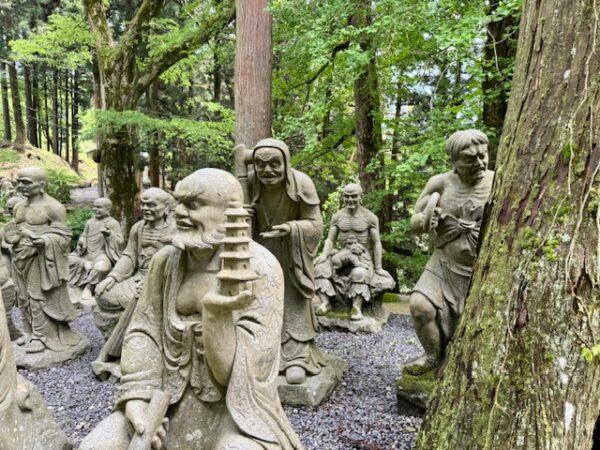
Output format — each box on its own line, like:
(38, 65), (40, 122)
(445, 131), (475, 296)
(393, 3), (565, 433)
(171, 226), (225, 251)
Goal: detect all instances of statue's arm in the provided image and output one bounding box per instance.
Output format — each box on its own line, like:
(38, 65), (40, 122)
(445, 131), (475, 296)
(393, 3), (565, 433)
(320, 224), (339, 259)
(108, 223), (139, 281)
(107, 218), (124, 247)
(202, 306), (237, 386)
(411, 174), (445, 233)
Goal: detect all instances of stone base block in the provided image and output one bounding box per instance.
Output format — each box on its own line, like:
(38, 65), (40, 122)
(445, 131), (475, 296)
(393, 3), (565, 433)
(90, 359), (122, 383)
(396, 366), (437, 416)
(69, 286), (96, 313)
(317, 309), (390, 333)
(92, 309), (121, 340)
(278, 355), (347, 406)
(13, 336), (90, 370)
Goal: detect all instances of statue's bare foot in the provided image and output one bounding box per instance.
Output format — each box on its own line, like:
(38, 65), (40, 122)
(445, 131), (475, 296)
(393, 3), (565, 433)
(25, 339), (45, 353)
(285, 366), (306, 385)
(16, 336), (27, 346)
(404, 354), (439, 376)
(315, 302), (330, 316)
(350, 307), (364, 320)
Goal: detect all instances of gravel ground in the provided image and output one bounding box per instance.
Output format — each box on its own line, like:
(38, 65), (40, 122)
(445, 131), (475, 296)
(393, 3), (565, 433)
(16, 311), (422, 449)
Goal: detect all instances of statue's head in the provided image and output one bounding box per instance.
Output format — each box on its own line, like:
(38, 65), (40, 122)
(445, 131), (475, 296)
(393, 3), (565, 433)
(92, 198), (112, 219)
(445, 129), (489, 185)
(342, 183), (363, 211)
(253, 138), (289, 187)
(141, 188), (174, 224)
(172, 168), (243, 251)
(6, 196), (23, 216)
(16, 167), (48, 199)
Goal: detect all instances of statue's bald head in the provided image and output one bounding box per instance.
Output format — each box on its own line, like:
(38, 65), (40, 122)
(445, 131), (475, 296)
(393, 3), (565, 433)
(142, 187), (174, 206)
(175, 169), (243, 207)
(17, 167), (48, 184)
(343, 183), (363, 196)
(16, 167), (48, 198)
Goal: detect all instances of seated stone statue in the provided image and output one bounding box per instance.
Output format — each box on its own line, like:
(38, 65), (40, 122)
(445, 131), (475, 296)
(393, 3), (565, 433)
(0, 288), (71, 450)
(69, 198), (123, 300)
(407, 129), (494, 374)
(3, 167), (87, 363)
(314, 183), (395, 325)
(1, 196), (23, 341)
(80, 168), (304, 450)
(93, 188), (176, 338)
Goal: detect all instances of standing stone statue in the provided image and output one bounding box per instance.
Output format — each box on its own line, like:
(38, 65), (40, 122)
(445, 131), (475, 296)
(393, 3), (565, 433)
(69, 198), (123, 301)
(397, 130), (494, 411)
(0, 289), (71, 450)
(242, 138), (345, 405)
(3, 167), (88, 368)
(80, 169), (305, 450)
(314, 183), (395, 331)
(1, 196), (23, 341)
(91, 188), (176, 380)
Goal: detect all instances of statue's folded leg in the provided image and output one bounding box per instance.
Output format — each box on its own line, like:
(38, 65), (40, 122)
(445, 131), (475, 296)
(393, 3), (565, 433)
(79, 411), (131, 450)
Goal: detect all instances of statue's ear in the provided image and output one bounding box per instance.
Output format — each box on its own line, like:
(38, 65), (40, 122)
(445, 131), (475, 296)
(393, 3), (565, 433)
(40, 181), (47, 193)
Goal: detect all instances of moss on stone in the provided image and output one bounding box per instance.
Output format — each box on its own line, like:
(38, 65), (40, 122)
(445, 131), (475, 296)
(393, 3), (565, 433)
(397, 367), (437, 395)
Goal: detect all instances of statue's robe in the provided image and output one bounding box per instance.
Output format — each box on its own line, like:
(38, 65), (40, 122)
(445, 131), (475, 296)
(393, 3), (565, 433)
(81, 242), (304, 450)
(69, 216), (122, 287)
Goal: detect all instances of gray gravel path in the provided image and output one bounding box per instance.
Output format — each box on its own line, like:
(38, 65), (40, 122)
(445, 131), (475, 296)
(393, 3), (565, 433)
(16, 312), (422, 449)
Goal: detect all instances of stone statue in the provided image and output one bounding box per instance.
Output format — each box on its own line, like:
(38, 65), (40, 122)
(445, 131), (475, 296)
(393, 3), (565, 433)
(1, 196), (23, 341)
(0, 288), (71, 450)
(407, 129), (494, 374)
(237, 138), (345, 405)
(69, 198), (123, 301)
(80, 168), (305, 450)
(91, 188), (176, 380)
(0, 175), (15, 196)
(3, 168), (87, 367)
(314, 183), (395, 330)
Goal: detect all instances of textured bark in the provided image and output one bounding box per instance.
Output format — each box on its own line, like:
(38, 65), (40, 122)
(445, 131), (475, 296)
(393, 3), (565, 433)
(415, 1), (600, 449)
(64, 70), (70, 163)
(148, 79), (160, 187)
(1, 62), (11, 141)
(43, 70), (50, 152)
(8, 62), (27, 145)
(234, 0), (272, 147)
(71, 70), (79, 173)
(483, 0), (519, 167)
(51, 69), (59, 154)
(33, 64), (41, 148)
(24, 64), (37, 146)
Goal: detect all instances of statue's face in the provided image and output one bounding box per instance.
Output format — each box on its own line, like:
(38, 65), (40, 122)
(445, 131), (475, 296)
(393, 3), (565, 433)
(16, 174), (45, 199)
(454, 143), (488, 185)
(343, 188), (362, 210)
(254, 148), (285, 186)
(92, 201), (110, 219)
(141, 195), (168, 223)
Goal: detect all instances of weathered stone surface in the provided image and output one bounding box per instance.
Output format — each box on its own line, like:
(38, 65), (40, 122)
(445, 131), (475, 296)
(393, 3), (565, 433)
(317, 308), (391, 333)
(278, 355), (347, 406)
(13, 336), (89, 370)
(396, 366), (437, 417)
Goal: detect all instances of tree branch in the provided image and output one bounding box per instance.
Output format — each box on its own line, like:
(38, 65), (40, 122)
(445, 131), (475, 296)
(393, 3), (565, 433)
(82, 0), (114, 51)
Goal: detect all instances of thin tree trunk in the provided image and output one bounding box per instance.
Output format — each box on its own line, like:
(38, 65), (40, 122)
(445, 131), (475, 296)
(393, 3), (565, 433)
(148, 79), (160, 186)
(31, 63), (40, 148)
(64, 69), (70, 163)
(24, 64), (36, 146)
(415, 1), (600, 449)
(234, 0), (272, 147)
(51, 68), (59, 155)
(71, 69), (79, 173)
(213, 45), (222, 103)
(43, 69), (50, 152)
(8, 62), (28, 145)
(1, 62), (10, 141)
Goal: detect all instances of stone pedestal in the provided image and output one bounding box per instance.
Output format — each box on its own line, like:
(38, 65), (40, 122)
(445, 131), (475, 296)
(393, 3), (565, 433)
(278, 355), (347, 406)
(13, 336), (89, 370)
(92, 309), (121, 340)
(396, 366), (437, 417)
(317, 308), (390, 333)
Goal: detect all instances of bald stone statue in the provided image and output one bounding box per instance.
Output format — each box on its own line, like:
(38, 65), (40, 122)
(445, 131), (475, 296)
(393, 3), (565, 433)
(3, 167), (87, 364)
(314, 183), (395, 329)
(407, 129), (494, 373)
(80, 169), (304, 450)
(69, 197), (123, 300)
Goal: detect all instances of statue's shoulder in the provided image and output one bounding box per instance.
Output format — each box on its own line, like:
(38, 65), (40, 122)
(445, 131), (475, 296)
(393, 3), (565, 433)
(331, 210), (344, 225)
(45, 195), (67, 221)
(361, 207), (379, 226)
(291, 169), (320, 205)
(150, 244), (178, 268)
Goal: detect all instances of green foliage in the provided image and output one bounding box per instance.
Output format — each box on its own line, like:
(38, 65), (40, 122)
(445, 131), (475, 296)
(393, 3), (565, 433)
(67, 207), (93, 251)
(46, 168), (80, 204)
(0, 149), (19, 164)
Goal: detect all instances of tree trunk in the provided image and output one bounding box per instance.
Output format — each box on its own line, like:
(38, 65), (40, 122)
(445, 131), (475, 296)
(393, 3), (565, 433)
(51, 68), (59, 155)
(64, 69), (70, 163)
(33, 65), (41, 148)
(43, 69), (50, 152)
(1, 62), (11, 141)
(148, 79), (160, 186)
(415, 1), (600, 449)
(8, 62), (28, 145)
(71, 69), (79, 173)
(234, 0), (272, 147)
(482, 0), (519, 168)
(24, 64), (36, 146)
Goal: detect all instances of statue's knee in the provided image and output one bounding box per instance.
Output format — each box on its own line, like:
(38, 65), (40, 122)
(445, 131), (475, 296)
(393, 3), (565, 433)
(93, 260), (111, 275)
(410, 293), (436, 322)
(79, 411), (130, 450)
(350, 267), (369, 282)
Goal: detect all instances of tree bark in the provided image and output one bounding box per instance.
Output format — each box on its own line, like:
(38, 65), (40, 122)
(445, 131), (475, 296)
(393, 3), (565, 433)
(64, 69), (70, 163)
(71, 69), (79, 173)
(415, 1), (600, 449)
(8, 62), (28, 145)
(1, 62), (11, 141)
(482, 0), (519, 168)
(51, 68), (59, 155)
(234, 0), (272, 148)
(43, 68), (50, 152)
(24, 64), (36, 146)
(148, 78), (160, 187)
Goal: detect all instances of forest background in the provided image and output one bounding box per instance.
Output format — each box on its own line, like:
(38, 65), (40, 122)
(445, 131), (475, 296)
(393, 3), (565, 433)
(0, 0), (520, 289)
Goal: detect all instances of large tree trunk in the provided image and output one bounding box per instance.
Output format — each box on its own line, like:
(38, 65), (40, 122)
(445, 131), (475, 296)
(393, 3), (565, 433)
(482, 0), (519, 167)
(148, 79), (161, 187)
(1, 62), (11, 141)
(8, 62), (28, 145)
(234, 0), (272, 147)
(415, 1), (600, 449)
(71, 69), (79, 173)
(24, 64), (37, 146)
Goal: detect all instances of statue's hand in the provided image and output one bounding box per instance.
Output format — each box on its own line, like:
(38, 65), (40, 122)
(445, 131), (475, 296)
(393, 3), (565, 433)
(375, 268), (388, 277)
(429, 207), (442, 231)
(203, 289), (255, 312)
(314, 255), (328, 266)
(125, 399), (169, 450)
(100, 227), (110, 235)
(31, 237), (44, 246)
(260, 223), (291, 239)
(96, 276), (116, 295)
